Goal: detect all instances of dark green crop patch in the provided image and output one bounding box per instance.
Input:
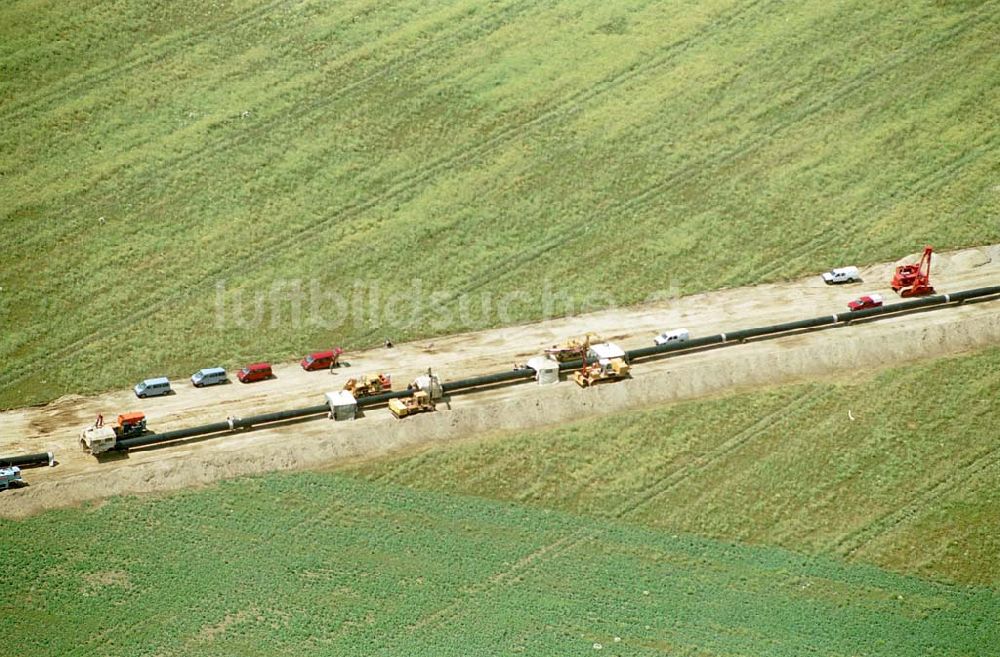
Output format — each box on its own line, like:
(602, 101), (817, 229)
(3, 473), (998, 656)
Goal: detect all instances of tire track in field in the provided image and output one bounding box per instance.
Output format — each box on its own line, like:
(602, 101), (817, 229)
(481, 6), (997, 287)
(830, 439), (1000, 559)
(6, 0), (534, 251)
(110, 0), (771, 242)
(406, 533), (580, 632)
(946, 168), (1000, 226)
(761, 365), (936, 546)
(5, 0), (538, 252)
(756, 99), (1000, 281)
(367, 449), (438, 486)
(404, 387), (832, 633)
(661, 11), (1000, 279)
(531, 389), (805, 515)
(0, 0), (315, 124)
(613, 388), (835, 521)
(449, 3), (996, 298)
(660, 6), (992, 249)
(0, 0), (772, 393)
(101, 0), (542, 200)
(3, 0), (498, 215)
(784, 131), (999, 268)
(826, 371), (1000, 558)
(66, 0), (555, 196)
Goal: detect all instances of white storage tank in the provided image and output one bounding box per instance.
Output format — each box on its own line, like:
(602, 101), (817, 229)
(526, 356), (560, 385)
(325, 390), (358, 421)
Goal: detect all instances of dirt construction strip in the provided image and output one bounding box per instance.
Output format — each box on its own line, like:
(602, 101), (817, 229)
(1, 245), (998, 518)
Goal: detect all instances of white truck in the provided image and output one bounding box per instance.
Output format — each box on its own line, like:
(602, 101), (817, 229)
(654, 328), (690, 346)
(0, 466), (23, 491)
(80, 412), (148, 455)
(821, 266), (861, 284)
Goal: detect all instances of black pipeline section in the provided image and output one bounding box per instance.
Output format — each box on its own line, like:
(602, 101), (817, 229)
(114, 285), (1000, 452)
(0, 451), (55, 468)
(441, 368), (537, 392)
(115, 404), (330, 451)
(626, 285), (1000, 362)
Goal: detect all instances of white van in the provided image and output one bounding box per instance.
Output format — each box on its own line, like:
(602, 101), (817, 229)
(654, 328), (690, 346)
(134, 377), (172, 398)
(191, 367), (227, 388)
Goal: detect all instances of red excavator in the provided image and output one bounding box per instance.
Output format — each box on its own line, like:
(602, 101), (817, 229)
(890, 246), (935, 297)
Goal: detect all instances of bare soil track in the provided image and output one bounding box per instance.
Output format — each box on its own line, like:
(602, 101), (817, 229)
(2, 245), (998, 518)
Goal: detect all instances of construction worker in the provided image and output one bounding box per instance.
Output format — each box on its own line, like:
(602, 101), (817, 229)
(95, 413), (103, 428)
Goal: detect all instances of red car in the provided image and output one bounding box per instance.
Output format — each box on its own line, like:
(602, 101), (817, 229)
(300, 348), (343, 371)
(848, 294), (884, 312)
(237, 362), (273, 383)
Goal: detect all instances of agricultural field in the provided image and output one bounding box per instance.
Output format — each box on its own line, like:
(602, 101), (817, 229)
(349, 345), (1000, 587)
(2, 0), (999, 407)
(3, 0), (998, 653)
(3, 472), (999, 656)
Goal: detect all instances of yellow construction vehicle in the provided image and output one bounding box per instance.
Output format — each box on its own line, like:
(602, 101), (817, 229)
(388, 389), (435, 419)
(388, 370), (442, 418)
(572, 342), (630, 387)
(343, 373), (392, 398)
(545, 333), (602, 362)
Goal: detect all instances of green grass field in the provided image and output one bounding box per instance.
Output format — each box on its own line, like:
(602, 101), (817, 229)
(2, 0), (998, 407)
(3, 473), (998, 656)
(349, 346), (1000, 587)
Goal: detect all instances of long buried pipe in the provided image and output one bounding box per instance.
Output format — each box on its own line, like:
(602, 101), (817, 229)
(114, 285), (1000, 452)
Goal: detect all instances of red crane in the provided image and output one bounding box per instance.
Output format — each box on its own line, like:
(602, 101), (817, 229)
(890, 246), (935, 297)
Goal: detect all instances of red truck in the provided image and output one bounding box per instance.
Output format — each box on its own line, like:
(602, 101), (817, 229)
(301, 348), (343, 371)
(847, 294), (884, 312)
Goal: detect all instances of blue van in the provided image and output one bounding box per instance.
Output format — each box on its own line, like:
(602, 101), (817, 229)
(191, 367), (228, 388)
(134, 377), (172, 398)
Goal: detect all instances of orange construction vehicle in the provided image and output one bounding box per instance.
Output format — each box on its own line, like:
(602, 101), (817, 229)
(80, 412), (148, 455)
(890, 246), (935, 297)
